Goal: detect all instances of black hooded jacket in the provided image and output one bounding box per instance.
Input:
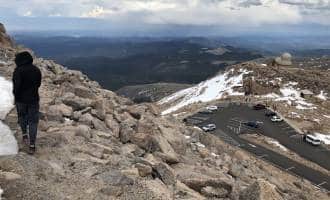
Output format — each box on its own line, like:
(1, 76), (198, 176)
(12, 51), (42, 104)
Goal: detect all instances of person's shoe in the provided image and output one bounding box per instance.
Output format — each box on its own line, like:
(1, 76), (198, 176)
(28, 145), (36, 155)
(22, 134), (29, 145)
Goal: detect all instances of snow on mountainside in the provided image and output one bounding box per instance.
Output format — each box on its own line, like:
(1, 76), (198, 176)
(159, 68), (251, 115)
(0, 76), (18, 156)
(159, 61), (330, 140)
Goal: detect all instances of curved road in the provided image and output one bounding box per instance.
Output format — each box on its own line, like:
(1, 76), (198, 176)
(187, 103), (330, 191)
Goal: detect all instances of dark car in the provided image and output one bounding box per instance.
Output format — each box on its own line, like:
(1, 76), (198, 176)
(265, 111), (276, 117)
(244, 121), (259, 128)
(253, 104), (266, 110)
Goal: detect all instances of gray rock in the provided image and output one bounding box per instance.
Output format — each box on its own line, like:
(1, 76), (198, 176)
(99, 186), (123, 197)
(119, 123), (135, 143)
(201, 186), (229, 198)
(62, 92), (93, 111)
(47, 104), (73, 121)
(239, 179), (284, 200)
(75, 125), (92, 140)
(154, 162), (176, 186)
(79, 113), (94, 126)
(92, 98), (106, 120)
(105, 115), (120, 138)
(92, 118), (108, 131)
(228, 163), (244, 178)
(98, 170), (134, 186)
(74, 85), (96, 99)
(130, 132), (157, 152)
(135, 163), (152, 177)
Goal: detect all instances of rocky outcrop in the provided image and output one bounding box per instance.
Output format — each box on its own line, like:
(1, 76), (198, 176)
(0, 23), (13, 48)
(239, 179), (284, 200)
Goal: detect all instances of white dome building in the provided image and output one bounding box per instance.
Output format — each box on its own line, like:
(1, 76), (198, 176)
(274, 52), (292, 66)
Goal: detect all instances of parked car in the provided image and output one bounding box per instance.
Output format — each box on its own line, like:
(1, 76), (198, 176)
(303, 134), (321, 146)
(206, 105), (218, 112)
(265, 111), (276, 117)
(244, 121), (259, 128)
(202, 124), (216, 132)
(253, 104), (266, 110)
(198, 109), (213, 114)
(271, 116), (283, 122)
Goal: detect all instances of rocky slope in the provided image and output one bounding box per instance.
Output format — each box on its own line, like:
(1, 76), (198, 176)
(0, 24), (329, 199)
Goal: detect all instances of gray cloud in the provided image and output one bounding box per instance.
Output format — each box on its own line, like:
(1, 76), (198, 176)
(279, 0), (330, 10)
(237, 0), (263, 8)
(0, 0), (330, 31)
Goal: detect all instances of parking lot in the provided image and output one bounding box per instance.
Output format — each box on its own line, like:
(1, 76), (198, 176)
(186, 102), (330, 191)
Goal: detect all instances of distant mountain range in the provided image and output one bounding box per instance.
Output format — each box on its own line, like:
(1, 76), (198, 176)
(14, 36), (262, 90)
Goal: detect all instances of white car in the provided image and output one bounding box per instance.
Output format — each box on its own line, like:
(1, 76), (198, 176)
(206, 105), (218, 112)
(202, 124), (216, 132)
(271, 116), (283, 122)
(303, 134), (321, 146)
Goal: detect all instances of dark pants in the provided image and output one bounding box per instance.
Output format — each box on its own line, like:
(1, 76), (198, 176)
(16, 102), (39, 146)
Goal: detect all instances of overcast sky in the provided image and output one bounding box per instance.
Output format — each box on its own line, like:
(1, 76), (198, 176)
(1, 0), (329, 36)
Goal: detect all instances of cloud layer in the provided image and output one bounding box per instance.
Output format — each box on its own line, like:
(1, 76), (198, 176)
(0, 0), (329, 32)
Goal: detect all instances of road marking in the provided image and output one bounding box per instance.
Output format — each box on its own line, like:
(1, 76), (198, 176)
(248, 143), (257, 148)
(258, 154), (268, 158)
(289, 134), (301, 138)
(282, 126), (292, 130)
(286, 166), (295, 171)
(317, 182), (327, 187)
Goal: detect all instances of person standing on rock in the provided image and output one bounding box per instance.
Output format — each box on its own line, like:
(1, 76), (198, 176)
(12, 51), (41, 155)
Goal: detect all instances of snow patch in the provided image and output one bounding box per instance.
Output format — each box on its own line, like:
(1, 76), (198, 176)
(0, 123), (18, 156)
(0, 76), (18, 156)
(184, 135), (191, 139)
(266, 139), (288, 152)
(0, 77), (14, 120)
(211, 152), (219, 157)
(0, 187), (3, 200)
(248, 143), (256, 148)
(316, 91), (328, 101)
(314, 133), (330, 145)
(193, 126), (202, 131)
(159, 69), (251, 115)
(0, 60), (8, 65)
(195, 142), (206, 148)
(274, 86), (317, 110)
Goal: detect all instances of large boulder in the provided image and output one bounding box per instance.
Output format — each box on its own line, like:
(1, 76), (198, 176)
(239, 179), (284, 200)
(78, 113), (94, 126)
(0, 23), (13, 48)
(47, 104), (73, 121)
(153, 134), (179, 164)
(105, 115), (120, 138)
(74, 85), (96, 99)
(153, 162), (176, 186)
(92, 98), (106, 120)
(97, 170), (134, 186)
(201, 186), (229, 198)
(135, 163), (152, 177)
(119, 123), (135, 143)
(61, 92), (93, 111)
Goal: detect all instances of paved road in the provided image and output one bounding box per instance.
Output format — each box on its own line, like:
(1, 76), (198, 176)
(187, 103), (330, 191)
